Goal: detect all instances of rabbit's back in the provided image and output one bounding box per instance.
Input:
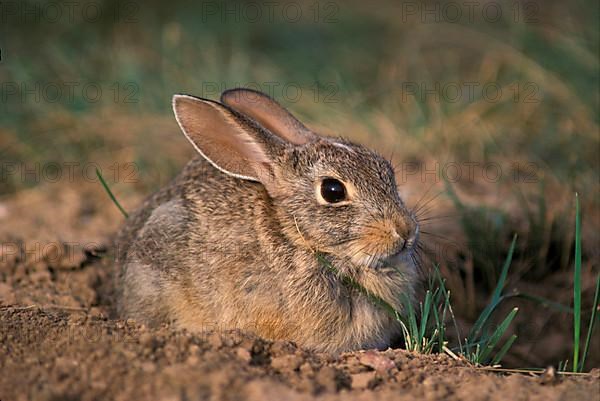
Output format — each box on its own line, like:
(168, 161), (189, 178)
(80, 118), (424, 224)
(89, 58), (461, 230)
(115, 156), (270, 325)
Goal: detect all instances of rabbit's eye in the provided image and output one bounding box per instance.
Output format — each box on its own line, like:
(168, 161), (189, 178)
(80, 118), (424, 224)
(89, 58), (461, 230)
(320, 178), (347, 203)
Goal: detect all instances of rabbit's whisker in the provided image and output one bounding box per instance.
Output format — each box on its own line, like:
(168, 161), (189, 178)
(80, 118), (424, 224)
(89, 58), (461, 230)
(412, 181), (438, 213)
(417, 214), (460, 222)
(413, 189), (444, 216)
(415, 201), (442, 220)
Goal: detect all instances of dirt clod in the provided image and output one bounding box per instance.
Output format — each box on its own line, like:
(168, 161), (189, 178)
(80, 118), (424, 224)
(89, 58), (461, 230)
(358, 349), (396, 373)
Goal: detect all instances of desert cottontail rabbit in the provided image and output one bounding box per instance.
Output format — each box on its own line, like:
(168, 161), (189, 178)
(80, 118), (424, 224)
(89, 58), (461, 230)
(116, 88), (419, 353)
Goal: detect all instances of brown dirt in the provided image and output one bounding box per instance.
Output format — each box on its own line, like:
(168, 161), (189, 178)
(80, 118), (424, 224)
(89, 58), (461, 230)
(1, 180), (598, 401)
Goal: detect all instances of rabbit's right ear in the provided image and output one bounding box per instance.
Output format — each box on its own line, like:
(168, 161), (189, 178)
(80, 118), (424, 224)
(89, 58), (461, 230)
(221, 88), (318, 145)
(172, 94), (284, 184)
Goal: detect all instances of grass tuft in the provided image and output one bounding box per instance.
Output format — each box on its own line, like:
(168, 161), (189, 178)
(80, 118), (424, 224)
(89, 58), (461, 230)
(316, 247), (519, 366)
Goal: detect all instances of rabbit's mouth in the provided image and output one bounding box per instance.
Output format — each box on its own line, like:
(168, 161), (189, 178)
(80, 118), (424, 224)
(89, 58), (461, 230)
(350, 244), (415, 270)
(349, 226), (419, 270)
(351, 226), (419, 269)
(344, 218), (419, 270)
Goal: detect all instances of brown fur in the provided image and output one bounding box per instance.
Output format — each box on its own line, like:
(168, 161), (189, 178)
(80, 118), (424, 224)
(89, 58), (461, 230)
(115, 89), (419, 353)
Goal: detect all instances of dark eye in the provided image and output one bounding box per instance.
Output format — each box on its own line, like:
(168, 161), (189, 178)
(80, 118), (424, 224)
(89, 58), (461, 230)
(320, 178), (347, 203)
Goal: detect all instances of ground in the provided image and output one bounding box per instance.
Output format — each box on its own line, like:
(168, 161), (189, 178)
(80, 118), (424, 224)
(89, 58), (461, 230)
(0, 178), (598, 401)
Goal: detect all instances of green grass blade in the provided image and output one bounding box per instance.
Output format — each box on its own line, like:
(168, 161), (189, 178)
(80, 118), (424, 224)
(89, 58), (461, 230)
(507, 293), (573, 314)
(492, 234), (517, 304)
(579, 274), (600, 372)
(407, 298), (419, 348)
(419, 290), (433, 342)
(573, 193), (581, 372)
(491, 334), (518, 366)
(431, 300), (443, 353)
(432, 266), (455, 353)
(478, 307), (519, 364)
(96, 168), (129, 218)
(468, 234), (517, 344)
(436, 289), (451, 353)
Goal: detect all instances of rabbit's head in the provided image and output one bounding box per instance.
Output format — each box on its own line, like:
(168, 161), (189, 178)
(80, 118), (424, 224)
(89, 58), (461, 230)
(173, 89), (418, 273)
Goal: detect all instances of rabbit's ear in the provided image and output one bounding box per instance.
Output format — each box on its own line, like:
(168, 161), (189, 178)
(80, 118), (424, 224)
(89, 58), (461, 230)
(221, 88), (318, 145)
(173, 94), (283, 183)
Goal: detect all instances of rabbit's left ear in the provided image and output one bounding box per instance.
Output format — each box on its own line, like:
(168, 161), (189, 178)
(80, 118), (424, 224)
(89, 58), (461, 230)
(221, 88), (318, 145)
(172, 94), (285, 185)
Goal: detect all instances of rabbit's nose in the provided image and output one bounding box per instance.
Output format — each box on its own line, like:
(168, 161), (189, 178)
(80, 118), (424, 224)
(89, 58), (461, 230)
(392, 216), (418, 251)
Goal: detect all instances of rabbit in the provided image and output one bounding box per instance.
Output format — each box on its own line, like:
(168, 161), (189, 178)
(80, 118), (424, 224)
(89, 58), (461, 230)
(115, 88), (419, 354)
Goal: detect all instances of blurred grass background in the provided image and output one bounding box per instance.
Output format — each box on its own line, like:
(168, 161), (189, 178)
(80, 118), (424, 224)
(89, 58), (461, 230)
(0, 0), (598, 367)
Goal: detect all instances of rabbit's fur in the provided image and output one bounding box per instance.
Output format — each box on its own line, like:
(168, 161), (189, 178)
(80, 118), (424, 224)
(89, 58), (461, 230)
(116, 89), (419, 353)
